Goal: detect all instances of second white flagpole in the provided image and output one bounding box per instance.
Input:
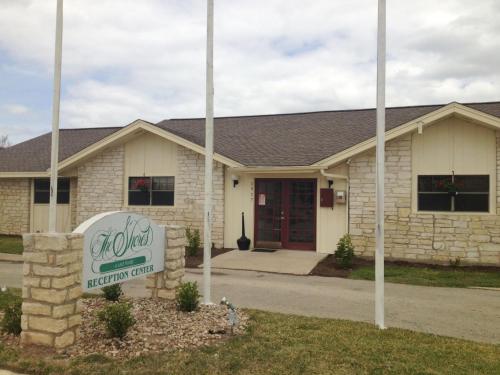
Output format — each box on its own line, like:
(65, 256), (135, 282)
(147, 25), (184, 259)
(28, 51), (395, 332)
(48, 0), (64, 233)
(203, 0), (214, 304)
(375, 0), (386, 329)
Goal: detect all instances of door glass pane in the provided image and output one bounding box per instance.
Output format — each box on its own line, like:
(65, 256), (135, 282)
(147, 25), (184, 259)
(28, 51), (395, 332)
(288, 181), (315, 243)
(256, 181), (282, 243)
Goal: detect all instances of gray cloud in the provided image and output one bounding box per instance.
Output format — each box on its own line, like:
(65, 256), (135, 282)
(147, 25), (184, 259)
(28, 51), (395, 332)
(0, 0), (499, 144)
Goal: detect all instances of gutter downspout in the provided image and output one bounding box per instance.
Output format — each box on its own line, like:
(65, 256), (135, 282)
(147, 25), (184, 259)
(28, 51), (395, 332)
(320, 167), (350, 235)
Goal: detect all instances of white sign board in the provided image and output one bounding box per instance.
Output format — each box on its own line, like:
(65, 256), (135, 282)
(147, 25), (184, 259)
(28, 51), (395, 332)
(74, 211), (165, 291)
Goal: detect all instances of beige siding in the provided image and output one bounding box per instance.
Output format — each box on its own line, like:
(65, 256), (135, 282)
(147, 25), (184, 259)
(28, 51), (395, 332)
(223, 168), (348, 253)
(0, 178), (30, 234)
(412, 117), (496, 212)
(124, 132), (177, 178)
(30, 177), (77, 233)
(349, 117), (500, 265)
(31, 205), (71, 233)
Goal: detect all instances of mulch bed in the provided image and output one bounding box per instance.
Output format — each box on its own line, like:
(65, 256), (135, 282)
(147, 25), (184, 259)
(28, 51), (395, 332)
(185, 248), (233, 268)
(310, 255), (500, 277)
(0, 297), (248, 360)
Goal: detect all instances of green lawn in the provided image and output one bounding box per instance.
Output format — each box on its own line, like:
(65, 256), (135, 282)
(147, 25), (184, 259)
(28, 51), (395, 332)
(0, 235), (23, 255)
(1, 301), (499, 375)
(350, 264), (500, 288)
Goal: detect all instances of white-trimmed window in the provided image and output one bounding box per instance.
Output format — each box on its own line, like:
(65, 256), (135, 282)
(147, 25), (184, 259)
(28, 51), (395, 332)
(128, 176), (174, 206)
(417, 175), (489, 212)
(33, 178), (70, 204)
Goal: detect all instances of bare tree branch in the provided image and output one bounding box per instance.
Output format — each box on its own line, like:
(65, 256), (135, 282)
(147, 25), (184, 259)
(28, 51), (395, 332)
(0, 135), (10, 149)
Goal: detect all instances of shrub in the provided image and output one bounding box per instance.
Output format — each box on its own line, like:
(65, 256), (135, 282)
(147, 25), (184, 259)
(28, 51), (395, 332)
(175, 281), (200, 312)
(97, 302), (135, 339)
(102, 284), (123, 301)
(186, 227), (201, 257)
(449, 257), (461, 268)
(1, 293), (22, 335)
(334, 234), (355, 269)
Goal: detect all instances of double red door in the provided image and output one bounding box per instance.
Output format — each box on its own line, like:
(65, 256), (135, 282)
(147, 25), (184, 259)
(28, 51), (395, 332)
(255, 179), (316, 250)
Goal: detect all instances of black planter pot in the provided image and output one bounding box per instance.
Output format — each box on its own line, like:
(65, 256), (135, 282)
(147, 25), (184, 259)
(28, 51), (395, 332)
(237, 212), (251, 250)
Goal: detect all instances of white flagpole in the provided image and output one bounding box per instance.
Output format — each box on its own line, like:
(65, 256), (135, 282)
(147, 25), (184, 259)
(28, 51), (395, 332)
(375, 0), (386, 329)
(203, 0), (214, 304)
(48, 0), (64, 233)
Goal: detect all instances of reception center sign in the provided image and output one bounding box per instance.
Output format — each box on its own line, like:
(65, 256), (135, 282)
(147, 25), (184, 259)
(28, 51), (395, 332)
(74, 211), (165, 291)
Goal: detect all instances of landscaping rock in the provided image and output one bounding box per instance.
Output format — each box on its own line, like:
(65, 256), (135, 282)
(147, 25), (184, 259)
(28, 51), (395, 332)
(64, 297), (248, 359)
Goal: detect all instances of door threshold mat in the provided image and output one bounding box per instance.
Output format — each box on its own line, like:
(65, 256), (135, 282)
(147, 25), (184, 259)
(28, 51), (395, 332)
(252, 248), (278, 253)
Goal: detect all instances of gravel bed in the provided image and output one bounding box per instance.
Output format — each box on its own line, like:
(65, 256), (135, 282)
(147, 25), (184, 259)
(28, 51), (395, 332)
(1, 298), (248, 360)
(65, 297), (248, 358)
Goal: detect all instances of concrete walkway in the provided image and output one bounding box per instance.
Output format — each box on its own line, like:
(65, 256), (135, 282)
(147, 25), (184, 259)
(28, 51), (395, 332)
(207, 249), (327, 275)
(1, 262), (499, 344)
(0, 253), (22, 263)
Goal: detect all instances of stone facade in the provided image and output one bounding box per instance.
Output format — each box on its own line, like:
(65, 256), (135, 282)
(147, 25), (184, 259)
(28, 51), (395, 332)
(20, 233), (83, 349)
(75, 145), (225, 248)
(76, 146), (125, 224)
(0, 178), (30, 235)
(146, 225), (186, 299)
(349, 132), (500, 265)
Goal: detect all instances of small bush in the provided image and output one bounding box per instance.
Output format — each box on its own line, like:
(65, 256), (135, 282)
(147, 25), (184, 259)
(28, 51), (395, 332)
(101, 284), (123, 301)
(449, 257), (461, 268)
(186, 227), (201, 257)
(334, 234), (355, 269)
(1, 293), (22, 335)
(97, 302), (135, 339)
(175, 281), (200, 312)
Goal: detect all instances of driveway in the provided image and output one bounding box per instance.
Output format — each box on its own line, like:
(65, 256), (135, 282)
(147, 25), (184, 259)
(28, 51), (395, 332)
(1, 262), (499, 344)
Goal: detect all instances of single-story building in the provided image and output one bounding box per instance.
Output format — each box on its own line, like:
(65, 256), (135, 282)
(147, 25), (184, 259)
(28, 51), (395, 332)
(1, 101), (500, 265)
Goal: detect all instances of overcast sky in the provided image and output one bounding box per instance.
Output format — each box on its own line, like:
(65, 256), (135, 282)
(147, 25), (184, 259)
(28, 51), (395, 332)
(1, 0), (499, 145)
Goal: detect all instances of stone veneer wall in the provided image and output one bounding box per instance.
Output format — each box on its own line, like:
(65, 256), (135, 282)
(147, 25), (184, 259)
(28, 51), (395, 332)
(75, 145), (225, 247)
(76, 146), (125, 224)
(0, 178), (30, 235)
(146, 225), (186, 299)
(21, 233), (83, 349)
(349, 132), (500, 265)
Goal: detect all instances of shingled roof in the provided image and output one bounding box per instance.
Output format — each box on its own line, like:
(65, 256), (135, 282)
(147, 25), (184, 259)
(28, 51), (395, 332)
(156, 101), (500, 166)
(0, 127), (120, 172)
(2, 101), (500, 172)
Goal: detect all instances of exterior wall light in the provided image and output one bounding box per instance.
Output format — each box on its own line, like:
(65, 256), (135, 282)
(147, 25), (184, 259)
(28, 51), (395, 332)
(231, 174), (239, 188)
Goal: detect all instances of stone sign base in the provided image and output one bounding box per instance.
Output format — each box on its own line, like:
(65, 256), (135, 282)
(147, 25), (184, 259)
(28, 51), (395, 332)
(147, 225), (186, 299)
(20, 233), (83, 349)
(20, 224), (186, 350)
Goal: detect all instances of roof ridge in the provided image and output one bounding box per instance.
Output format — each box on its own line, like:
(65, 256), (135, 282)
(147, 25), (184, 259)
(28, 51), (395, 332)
(59, 126), (123, 131)
(162, 100), (500, 122)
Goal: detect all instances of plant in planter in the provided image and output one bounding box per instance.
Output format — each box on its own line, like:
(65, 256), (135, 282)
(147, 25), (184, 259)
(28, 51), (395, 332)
(1, 291), (22, 335)
(186, 227), (201, 257)
(435, 179), (464, 196)
(334, 234), (355, 269)
(176, 281), (200, 312)
(132, 177), (150, 192)
(97, 302), (136, 339)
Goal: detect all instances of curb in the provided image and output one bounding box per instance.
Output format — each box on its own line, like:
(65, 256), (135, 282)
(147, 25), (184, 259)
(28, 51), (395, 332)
(0, 253), (22, 263)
